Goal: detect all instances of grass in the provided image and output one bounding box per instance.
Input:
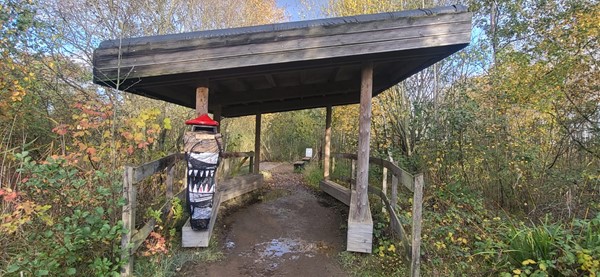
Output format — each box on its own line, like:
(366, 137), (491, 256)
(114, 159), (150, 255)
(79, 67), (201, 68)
(134, 231), (223, 277)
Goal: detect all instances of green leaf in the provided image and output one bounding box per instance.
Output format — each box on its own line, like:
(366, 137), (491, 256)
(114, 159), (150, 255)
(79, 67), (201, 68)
(66, 268), (77, 275)
(36, 269), (49, 276)
(6, 264), (20, 273)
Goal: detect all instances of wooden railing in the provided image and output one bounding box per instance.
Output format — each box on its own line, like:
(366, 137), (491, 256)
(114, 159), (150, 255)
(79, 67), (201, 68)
(120, 151), (254, 276)
(327, 153), (424, 277)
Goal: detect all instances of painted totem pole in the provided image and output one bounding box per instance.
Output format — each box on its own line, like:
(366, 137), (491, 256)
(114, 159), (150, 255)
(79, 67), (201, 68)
(184, 114), (222, 230)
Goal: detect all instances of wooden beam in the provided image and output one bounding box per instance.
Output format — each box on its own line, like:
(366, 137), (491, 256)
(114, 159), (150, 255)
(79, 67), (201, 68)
(219, 174), (264, 202)
(182, 191), (222, 247)
(265, 74), (277, 87)
(214, 79), (359, 105)
(196, 79), (209, 116)
(320, 180), (350, 205)
(355, 62), (373, 220)
(254, 113), (261, 173)
(130, 153), (184, 184)
(323, 106), (332, 180)
(347, 190), (373, 253)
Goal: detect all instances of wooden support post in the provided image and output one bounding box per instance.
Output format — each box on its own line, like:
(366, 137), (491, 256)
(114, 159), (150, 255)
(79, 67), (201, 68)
(249, 156), (254, 174)
(121, 167), (135, 276)
(411, 174), (424, 277)
(391, 174), (398, 211)
(254, 113), (261, 173)
(355, 62), (373, 220)
(347, 62), (374, 253)
(324, 106), (332, 180)
(196, 80), (209, 116)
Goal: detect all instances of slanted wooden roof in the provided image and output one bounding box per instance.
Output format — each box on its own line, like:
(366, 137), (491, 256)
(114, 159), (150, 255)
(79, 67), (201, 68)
(93, 5), (472, 117)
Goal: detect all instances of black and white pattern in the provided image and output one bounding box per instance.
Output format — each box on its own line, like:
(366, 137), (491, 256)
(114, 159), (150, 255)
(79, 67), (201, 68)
(186, 152), (219, 230)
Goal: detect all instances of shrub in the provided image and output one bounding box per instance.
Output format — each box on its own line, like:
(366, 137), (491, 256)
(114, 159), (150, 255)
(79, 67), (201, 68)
(2, 152), (123, 276)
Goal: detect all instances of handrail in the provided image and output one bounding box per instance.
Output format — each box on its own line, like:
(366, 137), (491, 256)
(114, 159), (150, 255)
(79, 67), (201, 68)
(329, 153), (424, 277)
(332, 153), (414, 191)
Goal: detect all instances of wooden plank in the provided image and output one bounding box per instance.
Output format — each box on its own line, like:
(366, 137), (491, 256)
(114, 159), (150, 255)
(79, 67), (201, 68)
(96, 31), (471, 81)
(130, 153), (184, 184)
(320, 180), (350, 206)
(121, 167), (135, 276)
(347, 190), (373, 253)
(219, 174), (264, 203)
(411, 174), (424, 277)
(182, 190), (222, 247)
(354, 62), (373, 221)
(323, 106), (332, 180)
(94, 14), (472, 71)
(254, 114), (261, 173)
(95, 9), (470, 56)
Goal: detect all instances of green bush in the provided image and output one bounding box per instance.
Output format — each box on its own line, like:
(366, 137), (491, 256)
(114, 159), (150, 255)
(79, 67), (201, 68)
(302, 162), (323, 189)
(3, 152), (123, 276)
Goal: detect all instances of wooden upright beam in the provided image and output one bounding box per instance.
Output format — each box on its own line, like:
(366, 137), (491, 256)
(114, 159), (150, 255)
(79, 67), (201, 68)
(323, 106), (332, 180)
(356, 62), (373, 219)
(347, 62), (374, 253)
(196, 79), (209, 116)
(254, 113), (261, 173)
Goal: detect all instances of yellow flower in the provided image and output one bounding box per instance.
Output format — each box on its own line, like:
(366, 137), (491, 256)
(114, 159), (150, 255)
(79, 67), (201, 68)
(387, 244), (396, 253)
(513, 269), (522, 275)
(522, 259), (536, 266)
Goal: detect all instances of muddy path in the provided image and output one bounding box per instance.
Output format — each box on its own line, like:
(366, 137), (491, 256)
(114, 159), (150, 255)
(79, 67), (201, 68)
(178, 163), (348, 277)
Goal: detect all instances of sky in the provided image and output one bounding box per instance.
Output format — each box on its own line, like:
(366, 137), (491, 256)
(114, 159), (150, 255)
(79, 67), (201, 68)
(276, 0), (327, 21)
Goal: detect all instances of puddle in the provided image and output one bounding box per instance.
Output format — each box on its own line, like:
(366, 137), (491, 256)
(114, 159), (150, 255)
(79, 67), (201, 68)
(225, 240), (236, 250)
(261, 238), (301, 258)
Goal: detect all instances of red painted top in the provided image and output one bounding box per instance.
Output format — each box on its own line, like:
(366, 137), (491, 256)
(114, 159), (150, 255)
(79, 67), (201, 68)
(185, 114), (219, 126)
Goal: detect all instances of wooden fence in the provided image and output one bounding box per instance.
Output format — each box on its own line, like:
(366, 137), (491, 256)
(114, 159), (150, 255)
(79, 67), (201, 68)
(322, 153), (424, 277)
(120, 151), (254, 276)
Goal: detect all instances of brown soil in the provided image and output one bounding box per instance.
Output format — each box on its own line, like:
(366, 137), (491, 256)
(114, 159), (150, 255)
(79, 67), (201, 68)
(178, 163), (348, 277)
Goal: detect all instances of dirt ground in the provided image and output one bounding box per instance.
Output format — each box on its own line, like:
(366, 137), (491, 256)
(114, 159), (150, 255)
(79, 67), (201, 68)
(178, 163), (348, 277)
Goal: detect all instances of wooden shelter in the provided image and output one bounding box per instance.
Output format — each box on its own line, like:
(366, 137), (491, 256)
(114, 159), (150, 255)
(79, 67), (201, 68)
(93, 3), (471, 268)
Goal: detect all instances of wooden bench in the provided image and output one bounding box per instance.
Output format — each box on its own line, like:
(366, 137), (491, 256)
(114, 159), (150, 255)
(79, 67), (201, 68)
(293, 161), (306, 170)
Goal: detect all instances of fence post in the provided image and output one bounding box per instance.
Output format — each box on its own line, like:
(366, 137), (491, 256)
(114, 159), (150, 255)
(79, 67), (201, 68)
(165, 164), (174, 211)
(121, 166), (136, 276)
(351, 159), (356, 190)
(391, 174), (398, 211)
(249, 156), (254, 174)
(382, 167), (387, 213)
(410, 174), (424, 277)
